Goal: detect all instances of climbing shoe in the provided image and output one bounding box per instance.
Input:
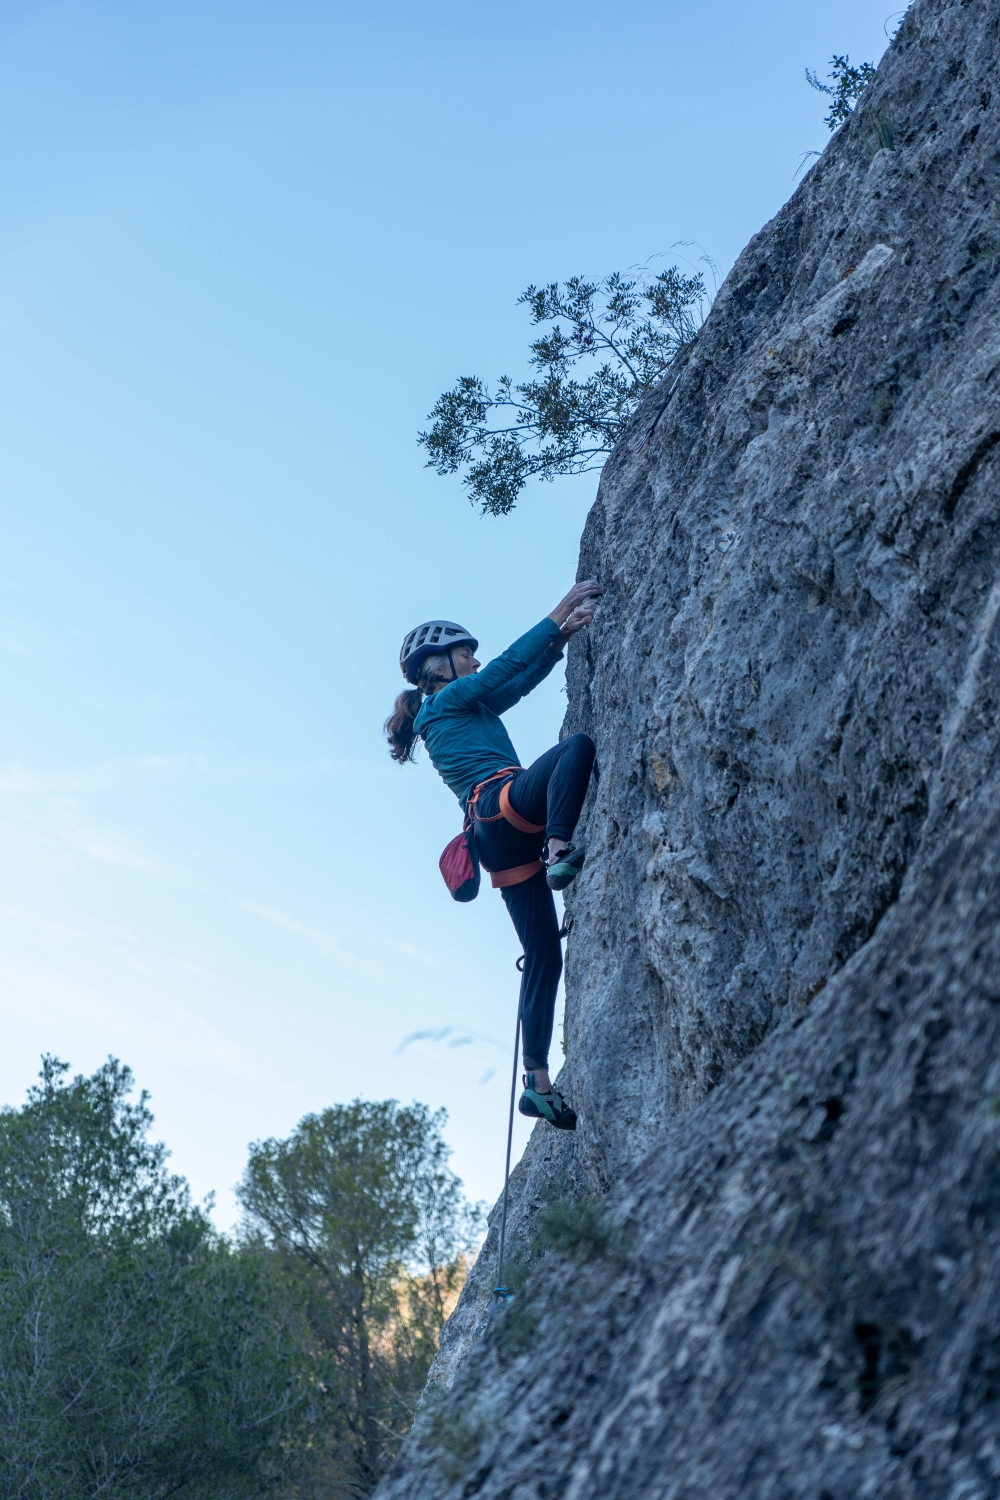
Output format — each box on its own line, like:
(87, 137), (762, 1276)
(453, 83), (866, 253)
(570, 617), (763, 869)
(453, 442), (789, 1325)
(518, 1074), (577, 1130)
(545, 842), (586, 891)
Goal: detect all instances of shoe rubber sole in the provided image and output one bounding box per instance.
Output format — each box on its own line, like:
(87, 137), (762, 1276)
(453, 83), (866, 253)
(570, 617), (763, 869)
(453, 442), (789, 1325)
(518, 1088), (577, 1130)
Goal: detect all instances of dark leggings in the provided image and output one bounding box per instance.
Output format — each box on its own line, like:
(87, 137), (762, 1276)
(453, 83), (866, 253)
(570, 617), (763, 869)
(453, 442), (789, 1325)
(473, 733), (595, 1072)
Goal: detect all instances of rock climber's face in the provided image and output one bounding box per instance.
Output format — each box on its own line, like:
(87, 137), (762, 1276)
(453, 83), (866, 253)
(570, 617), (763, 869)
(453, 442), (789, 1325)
(450, 645), (480, 678)
(428, 644), (480, 691)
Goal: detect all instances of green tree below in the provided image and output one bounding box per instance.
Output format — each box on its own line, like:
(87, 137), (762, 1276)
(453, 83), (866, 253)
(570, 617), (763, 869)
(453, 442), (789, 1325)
(0, 1061), (481, 1499)
(238, 1098), (482, 1498)
(0, 1056), (313, 1499)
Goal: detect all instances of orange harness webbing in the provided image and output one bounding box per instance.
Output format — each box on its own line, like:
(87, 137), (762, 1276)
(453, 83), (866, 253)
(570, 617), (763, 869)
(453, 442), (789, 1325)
(467, 767), (546, 888)
(499, 780), (545, 833)
(490, 861), (545, 889)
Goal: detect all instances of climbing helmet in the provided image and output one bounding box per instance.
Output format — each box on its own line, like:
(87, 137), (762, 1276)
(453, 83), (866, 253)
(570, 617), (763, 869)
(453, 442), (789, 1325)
(400, 621), (478, 683)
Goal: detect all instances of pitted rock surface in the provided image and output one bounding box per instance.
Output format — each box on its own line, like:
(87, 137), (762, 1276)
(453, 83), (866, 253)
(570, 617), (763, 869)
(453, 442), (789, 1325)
(379, 3), (1000, 1495)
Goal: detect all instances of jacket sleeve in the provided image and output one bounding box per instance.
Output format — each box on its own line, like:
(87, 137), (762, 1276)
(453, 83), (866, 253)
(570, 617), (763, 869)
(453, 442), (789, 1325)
(436, 618), (563, 712)
(480, 639), (564, 715)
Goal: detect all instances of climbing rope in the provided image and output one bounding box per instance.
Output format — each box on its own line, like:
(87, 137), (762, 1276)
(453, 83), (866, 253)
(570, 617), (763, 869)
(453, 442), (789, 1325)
(492, 1001), (521, 1304)
(494, 921), (571, 1303)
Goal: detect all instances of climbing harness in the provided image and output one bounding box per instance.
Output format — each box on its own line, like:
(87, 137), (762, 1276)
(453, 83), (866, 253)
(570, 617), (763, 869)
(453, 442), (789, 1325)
(440, 768), (547, 901)
(470, 768), (545, 890)
(439, 766), (527, 902)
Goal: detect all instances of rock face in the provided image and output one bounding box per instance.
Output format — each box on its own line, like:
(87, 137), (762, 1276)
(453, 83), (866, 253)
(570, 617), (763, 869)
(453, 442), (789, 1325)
(379, 3), (1000, 1496)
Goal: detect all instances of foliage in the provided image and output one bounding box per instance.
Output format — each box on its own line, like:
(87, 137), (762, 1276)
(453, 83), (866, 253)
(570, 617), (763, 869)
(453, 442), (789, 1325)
(868, 109), (896, 154)
(0, 1057), (312, 1500)
(0, 1064), (482, 1500)
(238, 1100), (482, 1497)
(419, 265), (707, 516)
(489, 1259), (533, 1359)
(806, 55), (878, 130)
(534, 1194), (623, 1261)
(872, 383), (898, 423)
(488, 1196), (627, 1364)
(420, 1399), (489, 1482)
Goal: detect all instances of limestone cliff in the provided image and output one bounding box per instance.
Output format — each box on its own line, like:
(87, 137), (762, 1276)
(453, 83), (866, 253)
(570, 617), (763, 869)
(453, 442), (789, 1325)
(380, 2), (1000, 1494)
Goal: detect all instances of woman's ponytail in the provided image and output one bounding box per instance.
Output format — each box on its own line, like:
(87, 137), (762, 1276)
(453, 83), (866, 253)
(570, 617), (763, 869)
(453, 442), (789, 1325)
(384, 652), (451, 765)
(385, 688), (424, 764)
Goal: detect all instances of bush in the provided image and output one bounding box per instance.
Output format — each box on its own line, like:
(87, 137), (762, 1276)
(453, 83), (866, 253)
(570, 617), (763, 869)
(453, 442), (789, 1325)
(534, 1195), (623, 1261)
(806, 55), (877, 131)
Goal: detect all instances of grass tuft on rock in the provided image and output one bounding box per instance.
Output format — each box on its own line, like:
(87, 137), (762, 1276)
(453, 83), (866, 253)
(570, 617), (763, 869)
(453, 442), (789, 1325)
(534, 1195), (624, 1261)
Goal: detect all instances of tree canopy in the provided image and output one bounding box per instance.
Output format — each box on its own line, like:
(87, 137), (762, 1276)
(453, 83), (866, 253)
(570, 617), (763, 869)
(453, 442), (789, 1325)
(238, 1099), (481, 1496)
(0, 1062), (480, 1500)
(0, 1057), (312, 1499)
(418, 52), (881, 520)
(419, 265), (707, 516)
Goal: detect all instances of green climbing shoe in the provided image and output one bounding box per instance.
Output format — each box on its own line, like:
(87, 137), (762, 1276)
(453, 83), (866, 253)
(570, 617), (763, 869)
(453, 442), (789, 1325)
(546, 843), (586, 891)
(518, 1075), (577, 1130)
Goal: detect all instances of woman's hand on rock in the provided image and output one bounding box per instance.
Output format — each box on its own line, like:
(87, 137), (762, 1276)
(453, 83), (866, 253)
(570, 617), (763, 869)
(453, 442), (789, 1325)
(549, 580), (601, 632)
(560, 601), (598, 639)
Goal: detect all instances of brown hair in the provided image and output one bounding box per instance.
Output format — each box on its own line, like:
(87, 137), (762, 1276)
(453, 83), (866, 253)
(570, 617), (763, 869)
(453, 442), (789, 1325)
(384, 653), (450, 764)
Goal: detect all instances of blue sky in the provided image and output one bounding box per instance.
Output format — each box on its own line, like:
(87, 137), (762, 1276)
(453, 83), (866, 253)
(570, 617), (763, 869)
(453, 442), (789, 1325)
(0, 0), (895, 1227)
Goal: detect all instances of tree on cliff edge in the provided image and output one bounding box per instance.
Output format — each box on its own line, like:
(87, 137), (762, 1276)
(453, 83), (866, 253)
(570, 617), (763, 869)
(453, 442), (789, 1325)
(806, 53), (878, 129)
(419, 264), (707, 516)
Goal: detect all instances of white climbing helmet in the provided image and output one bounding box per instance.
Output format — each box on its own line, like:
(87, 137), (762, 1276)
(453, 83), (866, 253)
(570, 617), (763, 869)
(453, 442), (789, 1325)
(400, 621), (478, 683)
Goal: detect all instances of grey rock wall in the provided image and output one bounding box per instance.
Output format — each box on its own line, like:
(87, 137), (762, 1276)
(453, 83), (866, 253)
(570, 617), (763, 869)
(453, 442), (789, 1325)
(379, 2), (1000, 1494)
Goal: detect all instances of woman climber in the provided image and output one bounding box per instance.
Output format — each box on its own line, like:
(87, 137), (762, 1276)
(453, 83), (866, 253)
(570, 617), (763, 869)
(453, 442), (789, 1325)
(385, 582), (601, 1130)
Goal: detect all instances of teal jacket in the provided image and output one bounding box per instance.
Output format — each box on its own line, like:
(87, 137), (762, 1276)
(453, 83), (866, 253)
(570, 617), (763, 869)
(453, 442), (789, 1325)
(413, 617), (564, 807)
